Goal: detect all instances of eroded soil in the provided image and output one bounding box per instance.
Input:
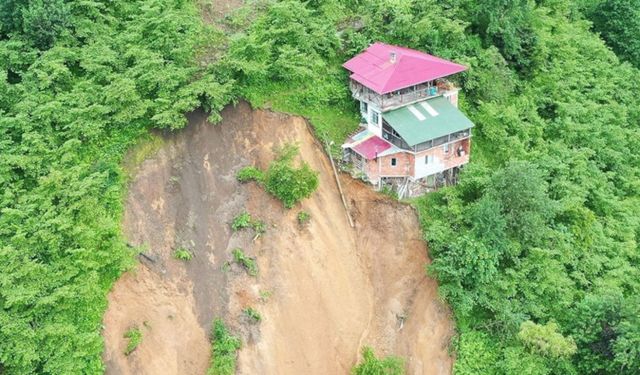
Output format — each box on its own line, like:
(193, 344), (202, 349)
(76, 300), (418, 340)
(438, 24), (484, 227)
(102, 102), (454, 374)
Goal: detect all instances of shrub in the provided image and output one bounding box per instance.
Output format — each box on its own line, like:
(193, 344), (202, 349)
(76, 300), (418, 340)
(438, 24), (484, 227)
(236, 166), (264, 183)
(231, 211), (266, 236)
(173, 247), (193, 261)
(243, 307), (261, 323)
(352, 346), (404, 375)
(297, 211), (311, 225)
(232, 248), (258, 276)
(124, 327), (143, 356)
(263, 144), (319, 208)
(231, 212), (252, 231)
(251, 219), (266, 235)
(208, 319), (241, 375)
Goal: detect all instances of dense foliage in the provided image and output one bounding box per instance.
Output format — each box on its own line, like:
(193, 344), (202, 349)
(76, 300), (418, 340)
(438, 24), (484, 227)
(0, 0), (230, 373)
(585, 0), (640, 67)
(2, 0), (639, 373)
(222, 0), (640, 373)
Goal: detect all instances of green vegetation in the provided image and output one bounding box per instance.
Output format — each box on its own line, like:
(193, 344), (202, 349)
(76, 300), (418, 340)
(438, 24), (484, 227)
(231, 212), (253, 231)
(173, 248), (193, 261)
(297, 211), (311, 226)
(236, 144), (319, 208)
(123, 327), (142, 356)
(236, 166), (264, 183)
(585, 0), (640, 68)
(0, 0), (231, 372)
(351, 346), (404, 375)
(242, 307), (261, 323)
(232, 248), (258, 277)
(223, 1), (640, 374)
(3, 0), (640, 373)
(231, 211), (266, 235)
(207, 319), (241, 375)
(263, 144), (319, 208)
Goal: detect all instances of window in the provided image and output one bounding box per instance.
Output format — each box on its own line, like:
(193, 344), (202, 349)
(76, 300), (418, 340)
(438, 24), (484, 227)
(425, 155), (432, 164)
(391, 158), (397, 166)
(370, 110), (380, 127)
(443, 143), (450, 153)
(360, 100), (368, 115)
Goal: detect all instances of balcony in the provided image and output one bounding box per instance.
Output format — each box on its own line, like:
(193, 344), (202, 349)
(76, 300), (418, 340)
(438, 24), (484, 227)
(350, 79), (456, 112)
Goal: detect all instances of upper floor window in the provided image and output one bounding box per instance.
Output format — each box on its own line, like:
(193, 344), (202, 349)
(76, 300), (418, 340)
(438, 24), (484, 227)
(391, 158), (397, 166)
(370, 110), (380, 127)
(443, 143), (450, 153)
(360, 100), (368, 115)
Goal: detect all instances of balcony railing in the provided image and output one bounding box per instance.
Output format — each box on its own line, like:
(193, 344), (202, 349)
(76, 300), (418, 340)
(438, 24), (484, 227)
(382, 120), (472, 153)
(350, 79), (455, 112)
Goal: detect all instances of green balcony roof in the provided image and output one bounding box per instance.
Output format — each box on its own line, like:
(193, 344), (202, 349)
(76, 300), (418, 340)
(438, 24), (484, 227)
(382, 96), (474, 147)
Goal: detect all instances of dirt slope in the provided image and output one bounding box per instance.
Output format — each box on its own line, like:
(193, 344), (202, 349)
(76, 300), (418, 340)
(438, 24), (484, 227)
(102, 102), (454, 374)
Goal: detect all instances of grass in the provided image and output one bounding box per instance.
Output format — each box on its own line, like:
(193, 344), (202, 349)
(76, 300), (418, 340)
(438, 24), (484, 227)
(232, 248), (258, 276)
(242, 80), (358, 148)
(208, 319), (241, 375)
(123, 327), (142, 356)
(122, 132), (164, 179)
(243, 307), (261, 323)
(173, 247), (193, 261)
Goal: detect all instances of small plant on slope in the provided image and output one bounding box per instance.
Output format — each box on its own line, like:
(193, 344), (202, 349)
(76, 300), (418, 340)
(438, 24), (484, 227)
(236, 166), (264, 183)
(352, 346), (404, 375)
(173, 247), (193, 261)
(232, 248), (258, 276)
(231, 212), (252, 231)
(243, 307), (261, 324)
(208, 319), (241, 375)
(297, 210), (311, 226)
(123, 327), (143, 356)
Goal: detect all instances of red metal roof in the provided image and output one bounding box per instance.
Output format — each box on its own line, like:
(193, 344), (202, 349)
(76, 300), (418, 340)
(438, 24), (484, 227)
(352, 134), (392, 160)
(343, 42), (467, 95)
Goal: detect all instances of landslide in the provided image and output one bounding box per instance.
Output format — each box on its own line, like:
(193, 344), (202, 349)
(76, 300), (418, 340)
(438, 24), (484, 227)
(102, 101), (454, 374)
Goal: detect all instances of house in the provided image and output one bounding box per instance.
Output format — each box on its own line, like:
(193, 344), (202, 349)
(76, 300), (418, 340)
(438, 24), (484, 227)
(341, 42), (474, 197)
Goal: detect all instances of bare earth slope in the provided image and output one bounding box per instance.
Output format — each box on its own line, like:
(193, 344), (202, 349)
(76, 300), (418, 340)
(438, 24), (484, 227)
(102, 102), (453, 374)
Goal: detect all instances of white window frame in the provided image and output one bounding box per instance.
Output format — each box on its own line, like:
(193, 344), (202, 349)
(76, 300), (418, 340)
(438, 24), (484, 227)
(391, 157), (397, 167)
(360, 100), (368, 115)
(443, 143), (450, 154)
(370, 110), (380, 127)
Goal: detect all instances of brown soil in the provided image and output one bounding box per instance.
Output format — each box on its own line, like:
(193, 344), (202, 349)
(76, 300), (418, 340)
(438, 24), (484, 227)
(102, 102), (454, 375)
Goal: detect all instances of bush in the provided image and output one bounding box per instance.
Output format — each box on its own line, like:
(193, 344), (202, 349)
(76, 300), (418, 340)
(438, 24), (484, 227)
(236, 166), (264, 183)
(264, 144), (319, 208)
(243, 307), (261, 323)
(232, 248), (258, 276)
(352, 346), (404, 375)
(124, 327), (143, 356)
(297, 211), (311, 225)
(173, 247), (193, 261)
(231, 212), (252, 231)
(208, 319), (241, 375)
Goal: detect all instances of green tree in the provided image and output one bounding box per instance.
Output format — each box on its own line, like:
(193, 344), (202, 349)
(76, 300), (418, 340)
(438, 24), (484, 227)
(588, 0), (640, 67)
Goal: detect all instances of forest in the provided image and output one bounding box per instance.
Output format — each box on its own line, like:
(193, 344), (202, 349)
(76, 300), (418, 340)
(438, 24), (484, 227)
(1, 0), (639, 374)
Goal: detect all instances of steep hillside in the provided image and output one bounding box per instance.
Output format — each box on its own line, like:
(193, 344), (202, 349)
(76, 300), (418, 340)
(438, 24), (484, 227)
(102, 102), (453, 374)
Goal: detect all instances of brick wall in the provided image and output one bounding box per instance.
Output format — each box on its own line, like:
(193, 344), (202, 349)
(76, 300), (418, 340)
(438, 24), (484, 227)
(363, 138), (471, 183)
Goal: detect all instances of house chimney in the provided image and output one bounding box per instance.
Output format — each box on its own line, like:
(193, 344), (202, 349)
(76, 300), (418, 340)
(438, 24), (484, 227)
(390, 51), (397, 63)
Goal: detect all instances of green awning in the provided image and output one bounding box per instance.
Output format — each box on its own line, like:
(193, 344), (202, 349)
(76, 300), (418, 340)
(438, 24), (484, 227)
(382, 96), (474, 146)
